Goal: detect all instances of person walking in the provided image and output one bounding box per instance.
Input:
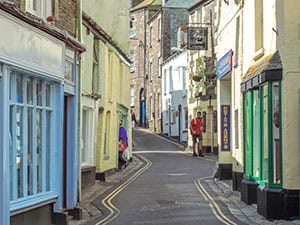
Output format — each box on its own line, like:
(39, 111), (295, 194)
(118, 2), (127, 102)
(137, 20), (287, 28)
(190, 111), (205, 157)
(118, 120), (128, 169)
(131, 110), (137, 129)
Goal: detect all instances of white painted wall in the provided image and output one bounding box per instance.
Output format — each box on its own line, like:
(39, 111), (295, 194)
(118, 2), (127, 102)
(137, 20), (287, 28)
(162, 50), (188, 142)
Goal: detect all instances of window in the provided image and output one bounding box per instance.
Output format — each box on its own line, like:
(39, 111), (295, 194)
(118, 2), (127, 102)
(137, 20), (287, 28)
(130, 18), (136, 37)
(169, 66), (173, 92)
(158, 18), (161, 40)
(158, 57), (161, 78)
(104, 111), (111, 158)
(149, 62), (153, 81)
(252, 90), (259, 178)
(130, 86), (135, 107)
(272, 82), (281, 184)
(92, 38), (100, 94)
(184, 107), (188, 129)
(254, 0), (263, 52)
(130, 50), (136, 72)
(234, 16), (240, 67)
(9, 71), (54, 201)
(149, 27), (153, 47)
(26, 0), (52, 21)
(65, 49), (75, 83)
(163, 69), (167, 95)
(81, 109), (94, 166)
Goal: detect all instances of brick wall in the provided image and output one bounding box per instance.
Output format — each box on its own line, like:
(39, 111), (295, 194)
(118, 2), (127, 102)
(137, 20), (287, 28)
(55, 0), (78, 37)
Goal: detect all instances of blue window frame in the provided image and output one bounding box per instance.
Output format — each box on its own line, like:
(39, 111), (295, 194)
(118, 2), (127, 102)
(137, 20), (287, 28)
(9, 71), (54, 203)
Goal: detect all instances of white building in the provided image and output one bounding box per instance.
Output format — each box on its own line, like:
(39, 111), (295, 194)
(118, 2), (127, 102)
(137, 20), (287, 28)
(162, 50), (189, 143)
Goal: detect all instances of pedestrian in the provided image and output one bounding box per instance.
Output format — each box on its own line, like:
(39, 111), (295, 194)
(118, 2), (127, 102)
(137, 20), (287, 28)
(118, 120), (129, 169)
(131, 110), (137, 129)
(190, 111), (205, 157)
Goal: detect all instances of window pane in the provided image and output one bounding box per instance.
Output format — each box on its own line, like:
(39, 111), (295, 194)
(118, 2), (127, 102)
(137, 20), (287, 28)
(16, 106), (24, 198)
(65, 60), (74, 82)
(81, 110), (87, 163)
(36, 109), (42, 193)
(36, 80), (42, 106)
(16, 76), (23, 103)
(27, 108), (33, 196)
(272, 82), (280, 184)
(244, 94), (249, 176)
(27, 79), (33, 105)
(46, 84), (51, 107)
(46, 111), (51, 191)
(262, 85), (269, 182)
(9, 106), (14, 200)
(253, 90), (259, 178)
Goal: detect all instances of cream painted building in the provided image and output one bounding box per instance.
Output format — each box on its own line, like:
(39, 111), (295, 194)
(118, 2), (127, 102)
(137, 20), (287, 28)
(216, 0), (300, 220)
(80, 0), (131, 195)
(187, 0), (218, 155)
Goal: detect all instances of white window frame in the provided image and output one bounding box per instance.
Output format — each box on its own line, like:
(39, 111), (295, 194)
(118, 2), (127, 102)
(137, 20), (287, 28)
(130, 86), (135, 107)
(26, 0), (52, 21)
(81, 107), (95, 166)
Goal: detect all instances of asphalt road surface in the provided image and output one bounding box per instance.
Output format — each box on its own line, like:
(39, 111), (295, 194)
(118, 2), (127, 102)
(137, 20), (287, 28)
(104, 128), (241, 225)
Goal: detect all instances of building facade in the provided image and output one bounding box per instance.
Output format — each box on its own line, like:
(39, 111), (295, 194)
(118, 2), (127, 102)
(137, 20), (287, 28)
(215, 0), (300, 219)
(162, 50), (188, 143)
(130, 0), (162, 128)
(81, 0), (132, 185)
(0, 1), (84, 225)
(187, 0), (218, 155)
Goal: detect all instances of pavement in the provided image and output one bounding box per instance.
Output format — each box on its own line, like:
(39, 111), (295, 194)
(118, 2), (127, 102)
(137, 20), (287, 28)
(69, 129), (300, 225)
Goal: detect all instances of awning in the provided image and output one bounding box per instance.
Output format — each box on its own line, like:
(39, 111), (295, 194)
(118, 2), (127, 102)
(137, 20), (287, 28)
(241, 51), (282, 93)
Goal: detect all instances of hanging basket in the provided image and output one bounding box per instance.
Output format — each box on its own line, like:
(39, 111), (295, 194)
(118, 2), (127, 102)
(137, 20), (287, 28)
(192, 75), (201, 82)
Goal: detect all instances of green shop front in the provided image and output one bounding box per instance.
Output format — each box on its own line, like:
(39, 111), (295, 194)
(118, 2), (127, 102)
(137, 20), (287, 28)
(241, 51), (299, 219)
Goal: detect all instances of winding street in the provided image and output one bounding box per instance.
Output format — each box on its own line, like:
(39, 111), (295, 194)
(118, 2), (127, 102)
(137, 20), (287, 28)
(97, 128), (245, 225)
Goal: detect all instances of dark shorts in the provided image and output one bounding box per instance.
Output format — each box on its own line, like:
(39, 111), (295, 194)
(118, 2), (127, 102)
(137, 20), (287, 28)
(192, 133), (203, 143)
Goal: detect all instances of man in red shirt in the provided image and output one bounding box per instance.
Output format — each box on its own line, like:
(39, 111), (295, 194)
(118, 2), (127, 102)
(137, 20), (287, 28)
(190, 111), (204, 157)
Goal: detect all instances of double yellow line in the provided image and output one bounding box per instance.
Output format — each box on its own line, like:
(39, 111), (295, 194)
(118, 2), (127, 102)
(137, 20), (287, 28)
(194, 177), (238, 225)
(96, 155), (152, 225)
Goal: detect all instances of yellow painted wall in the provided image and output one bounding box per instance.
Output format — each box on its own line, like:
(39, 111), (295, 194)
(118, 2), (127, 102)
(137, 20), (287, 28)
(277, 0), (300, 189)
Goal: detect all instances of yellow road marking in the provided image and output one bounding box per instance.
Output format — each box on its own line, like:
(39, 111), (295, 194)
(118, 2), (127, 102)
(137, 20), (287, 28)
(194, 177), (238, 225)
(96, 155), (152, 225)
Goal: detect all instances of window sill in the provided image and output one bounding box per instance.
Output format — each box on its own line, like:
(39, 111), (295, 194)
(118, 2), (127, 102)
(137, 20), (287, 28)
(253, 48), (265, 61)
(10, 192), (58, 215)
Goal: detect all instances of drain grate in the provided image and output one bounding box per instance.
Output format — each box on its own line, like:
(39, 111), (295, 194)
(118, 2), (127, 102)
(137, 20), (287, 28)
(156, 200), (177, 206)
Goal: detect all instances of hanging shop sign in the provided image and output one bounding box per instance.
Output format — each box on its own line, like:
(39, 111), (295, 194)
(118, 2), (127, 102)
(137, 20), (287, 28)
(221, 105), (230, 151)
(217, 49), (233, 79)
(187, 27), (208, 50)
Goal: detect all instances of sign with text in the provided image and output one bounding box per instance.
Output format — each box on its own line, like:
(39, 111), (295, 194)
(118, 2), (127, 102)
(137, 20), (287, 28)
(221, 105), (231, 151)
(187, 27), (208, 50)
(217, 50), (233, 79)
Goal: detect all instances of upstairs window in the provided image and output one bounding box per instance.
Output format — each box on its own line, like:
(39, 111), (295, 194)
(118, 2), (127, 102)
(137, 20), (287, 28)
(26, 0), (53, 21)
(130, 18), (136, 37)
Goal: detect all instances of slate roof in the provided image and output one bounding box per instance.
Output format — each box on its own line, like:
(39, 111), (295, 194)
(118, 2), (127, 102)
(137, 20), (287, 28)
(131, 0), (162, 12)
(242, 51), (282, 82)
(164, 0), (199, 8)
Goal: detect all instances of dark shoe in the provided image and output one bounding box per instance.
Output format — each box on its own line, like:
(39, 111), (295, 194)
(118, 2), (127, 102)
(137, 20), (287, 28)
(193, 153), (197, 157)
(198, 153), (205, 157)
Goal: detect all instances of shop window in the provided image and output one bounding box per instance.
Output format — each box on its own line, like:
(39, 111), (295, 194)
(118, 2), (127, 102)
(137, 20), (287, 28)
(81, 109), (93, 166)
(9, 72), (54, 201)
(243, 93), (250, 177)
(262, 84), (269, 183)
(272, 82), (281, 184)
(184, 107), (188, 129)
(252, 89), (260, 178)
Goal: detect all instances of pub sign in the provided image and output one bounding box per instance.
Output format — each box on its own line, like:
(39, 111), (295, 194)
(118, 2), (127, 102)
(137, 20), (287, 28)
(221, 105), (231, 151)
(187, 27), (208, 50)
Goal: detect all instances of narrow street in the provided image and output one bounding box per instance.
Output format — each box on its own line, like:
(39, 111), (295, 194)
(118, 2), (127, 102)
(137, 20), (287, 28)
(98, 128), (244, 225)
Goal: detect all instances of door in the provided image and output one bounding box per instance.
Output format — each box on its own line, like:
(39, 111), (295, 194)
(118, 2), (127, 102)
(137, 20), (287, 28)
(62, 96), (68, 209)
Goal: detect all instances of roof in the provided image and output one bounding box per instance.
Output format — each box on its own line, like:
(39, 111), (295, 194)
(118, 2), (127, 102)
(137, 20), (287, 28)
(131, 0), (162, 12)
(164, 0), (199, 9)
(188, 0), (213, 12)
(242, 51), (282, 82)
